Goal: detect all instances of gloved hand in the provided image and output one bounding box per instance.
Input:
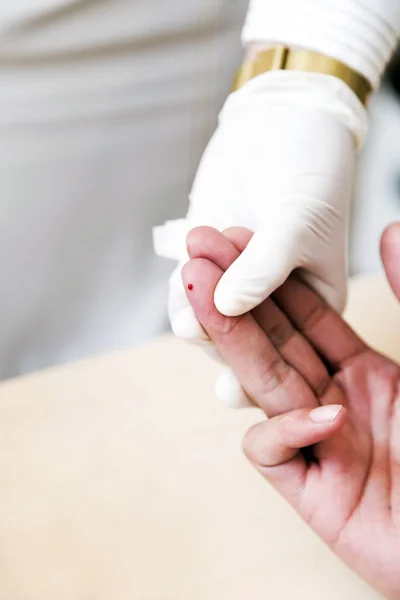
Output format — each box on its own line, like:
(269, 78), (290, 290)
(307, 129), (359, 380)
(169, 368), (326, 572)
(154, 70), (366, 408)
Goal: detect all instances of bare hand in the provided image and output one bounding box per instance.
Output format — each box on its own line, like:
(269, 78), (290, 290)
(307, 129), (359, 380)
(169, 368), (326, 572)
(182, 224), (400, 599)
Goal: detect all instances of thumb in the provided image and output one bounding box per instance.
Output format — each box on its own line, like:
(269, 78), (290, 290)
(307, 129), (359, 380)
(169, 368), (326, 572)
(381, 223), (400, 303)
(243, 404), (346, 508)
(214, 225), (298, 317)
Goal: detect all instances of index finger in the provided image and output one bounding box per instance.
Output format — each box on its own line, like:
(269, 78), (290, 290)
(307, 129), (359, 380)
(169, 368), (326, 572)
(182, 257), (318, 417)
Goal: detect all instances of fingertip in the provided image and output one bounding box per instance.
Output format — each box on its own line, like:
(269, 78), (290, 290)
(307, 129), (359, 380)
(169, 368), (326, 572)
(186, 226), (218, 256)
(180, 257), (206, 290)
(181, 258), (228, 328)
(381, 222), (400, 266)
(182, 257), (224, 292)
(242, 422), (264, 463)
(381, 222), (400, 250)
(222, 227), (254, 252)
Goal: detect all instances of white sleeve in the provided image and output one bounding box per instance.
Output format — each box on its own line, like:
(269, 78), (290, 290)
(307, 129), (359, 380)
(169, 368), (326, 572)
(242, 0), (400, 89)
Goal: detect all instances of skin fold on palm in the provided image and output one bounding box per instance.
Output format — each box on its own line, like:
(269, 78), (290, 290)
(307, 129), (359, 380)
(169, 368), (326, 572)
(182, 224), (400, 600)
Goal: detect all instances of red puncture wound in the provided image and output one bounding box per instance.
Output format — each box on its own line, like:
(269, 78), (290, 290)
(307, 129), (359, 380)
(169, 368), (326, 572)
(187, 284), (193, 291)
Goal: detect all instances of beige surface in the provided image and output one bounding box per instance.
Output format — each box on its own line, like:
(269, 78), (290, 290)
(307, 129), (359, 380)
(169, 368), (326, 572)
(0, 275), (398, 599)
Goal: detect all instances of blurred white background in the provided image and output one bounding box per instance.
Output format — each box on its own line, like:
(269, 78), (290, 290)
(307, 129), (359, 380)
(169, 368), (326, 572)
(351, 76), (400, 275)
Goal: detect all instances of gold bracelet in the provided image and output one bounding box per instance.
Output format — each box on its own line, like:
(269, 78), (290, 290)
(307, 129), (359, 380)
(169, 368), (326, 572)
(232, 46), (372, 106)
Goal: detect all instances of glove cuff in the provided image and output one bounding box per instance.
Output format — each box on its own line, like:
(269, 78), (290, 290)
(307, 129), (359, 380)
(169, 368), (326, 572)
(153, 219), (190, 261)
(225, 70), (368, 147)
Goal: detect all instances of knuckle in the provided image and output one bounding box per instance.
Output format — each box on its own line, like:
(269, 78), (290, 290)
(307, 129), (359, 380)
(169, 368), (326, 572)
(258, 358), (292, 395)
(278, 413), (297, 438)
(279, 412), (296, 427)
(266, 319), (294, 349)
(217, 316), (243, 338)
(302, 300), (329, 333)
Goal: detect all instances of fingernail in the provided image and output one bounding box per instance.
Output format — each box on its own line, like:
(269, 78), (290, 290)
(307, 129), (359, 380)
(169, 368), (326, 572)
(309, 405), (343, 424)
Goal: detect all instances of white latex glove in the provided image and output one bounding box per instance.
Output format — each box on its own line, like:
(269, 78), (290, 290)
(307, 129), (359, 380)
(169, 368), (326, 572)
(154, 70), (365, 407)
(189, 83), (358, 316)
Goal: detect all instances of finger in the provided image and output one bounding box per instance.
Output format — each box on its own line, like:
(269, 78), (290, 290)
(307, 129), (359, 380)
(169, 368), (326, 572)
(189, 227), (330, 398)
(182, 257), (317, 417)
(252, 299), (330, 398)
(243, 405), (346, 507)
(272, 276), (367, 369)
(168, 263), (231, 376)
(214, 224), (298, 317)
(187, 227), (252, 407)
(244, 404), (346, 467)
(168, 262), (210, 342)
(381, 223), (400, 302)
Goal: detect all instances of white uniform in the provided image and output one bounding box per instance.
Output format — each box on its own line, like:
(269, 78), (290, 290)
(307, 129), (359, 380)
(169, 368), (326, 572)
(0, 0), (247, 377)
